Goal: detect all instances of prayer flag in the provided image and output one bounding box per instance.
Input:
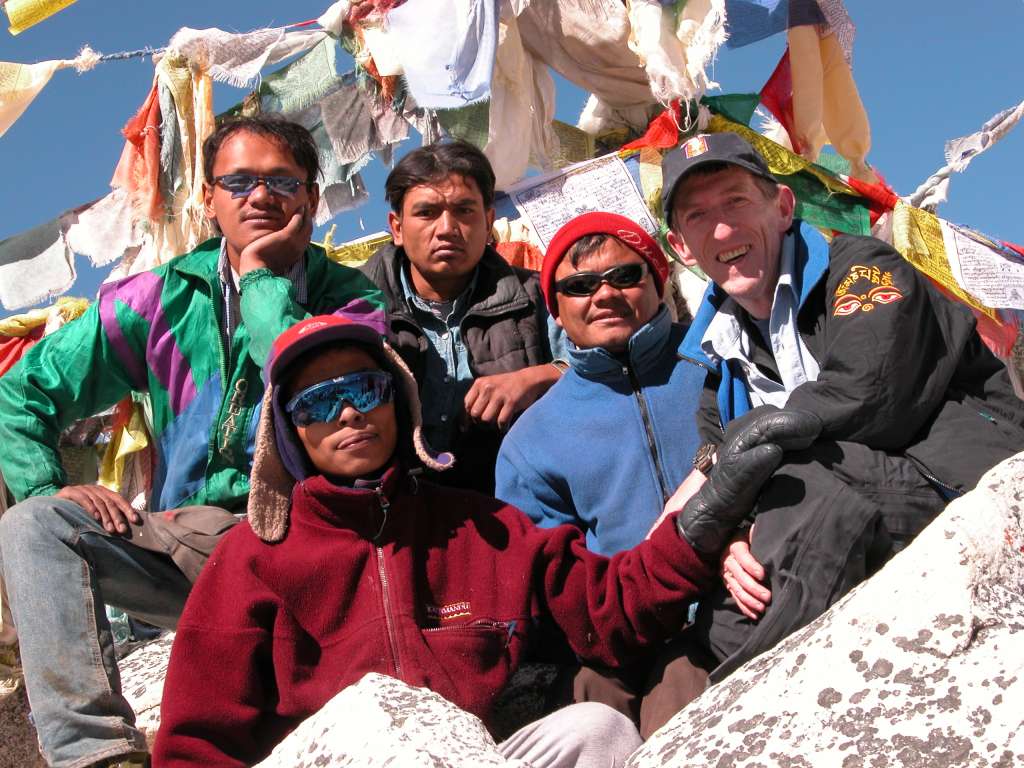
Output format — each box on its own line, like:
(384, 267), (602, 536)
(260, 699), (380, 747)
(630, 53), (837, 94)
(4, 0), (76, 35)
(0, 59), (62, 137)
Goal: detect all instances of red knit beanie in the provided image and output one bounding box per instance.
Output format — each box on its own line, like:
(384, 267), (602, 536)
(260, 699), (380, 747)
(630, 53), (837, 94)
(541, 212), (669, 318)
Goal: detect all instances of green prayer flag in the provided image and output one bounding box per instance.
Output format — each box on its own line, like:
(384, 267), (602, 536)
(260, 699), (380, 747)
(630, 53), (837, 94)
(435, 100), (490, 150)
(702, 93), (761, 128)
(782, 172), (870, 236)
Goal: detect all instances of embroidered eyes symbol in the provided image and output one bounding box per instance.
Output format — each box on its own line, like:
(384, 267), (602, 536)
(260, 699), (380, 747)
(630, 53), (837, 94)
(833, 295), (861, 316)
(868, 287), (903, 305)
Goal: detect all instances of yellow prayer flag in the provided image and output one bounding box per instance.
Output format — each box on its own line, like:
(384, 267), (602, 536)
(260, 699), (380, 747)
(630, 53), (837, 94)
(320, 232), (393, 268)
(707, 114), (857, 197)
(98, 403), (150, 495)
(891, 200), (995, 319)
(551, 120), (596, 168)
(0, 59), (63, 137)
(0, 296), (88, 336)
(5, 0), (77, 35)
(637, 146), (664, 221)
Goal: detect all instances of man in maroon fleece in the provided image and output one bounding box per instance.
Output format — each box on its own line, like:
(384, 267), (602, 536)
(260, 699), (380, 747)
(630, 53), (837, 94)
(153, 314), (819, 767)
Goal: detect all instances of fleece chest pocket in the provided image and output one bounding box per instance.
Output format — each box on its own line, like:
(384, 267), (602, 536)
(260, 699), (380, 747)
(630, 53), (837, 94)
(421, 618), (517, 668)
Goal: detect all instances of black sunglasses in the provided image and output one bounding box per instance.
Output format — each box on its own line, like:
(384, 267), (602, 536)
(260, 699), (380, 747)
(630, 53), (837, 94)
(555, 263), (647, 297)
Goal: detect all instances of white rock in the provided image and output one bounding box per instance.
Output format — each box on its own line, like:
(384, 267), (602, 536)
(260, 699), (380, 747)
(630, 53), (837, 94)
(255, 672), (529, 768)
(628, 453), (1024, 767)
(119, 632), (175, 744)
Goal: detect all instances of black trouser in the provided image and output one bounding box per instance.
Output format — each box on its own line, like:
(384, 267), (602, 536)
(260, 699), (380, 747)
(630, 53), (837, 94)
(696, 440), (948, 683)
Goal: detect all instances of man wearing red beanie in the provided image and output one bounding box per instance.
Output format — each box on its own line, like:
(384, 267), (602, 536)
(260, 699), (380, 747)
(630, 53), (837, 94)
(496, 211), (714, 737)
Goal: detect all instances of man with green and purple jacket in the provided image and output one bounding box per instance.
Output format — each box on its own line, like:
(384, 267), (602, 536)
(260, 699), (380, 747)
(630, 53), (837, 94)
(0, 115), (383, 768)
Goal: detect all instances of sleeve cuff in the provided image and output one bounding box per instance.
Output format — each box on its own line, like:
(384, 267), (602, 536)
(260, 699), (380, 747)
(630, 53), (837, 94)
(238, 268), (279, 293)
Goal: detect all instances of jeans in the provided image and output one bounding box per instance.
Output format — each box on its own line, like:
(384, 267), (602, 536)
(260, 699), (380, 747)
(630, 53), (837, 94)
(0, 496), (192, 767)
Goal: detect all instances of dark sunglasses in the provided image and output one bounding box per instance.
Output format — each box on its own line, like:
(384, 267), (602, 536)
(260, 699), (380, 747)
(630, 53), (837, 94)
(213, 174), (305, 198)
(285, 371), (394, 427)
(555, 263), (647, 297)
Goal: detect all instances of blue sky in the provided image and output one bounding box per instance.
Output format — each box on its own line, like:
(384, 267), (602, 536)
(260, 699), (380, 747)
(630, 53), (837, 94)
(1, 0), (1022, 312)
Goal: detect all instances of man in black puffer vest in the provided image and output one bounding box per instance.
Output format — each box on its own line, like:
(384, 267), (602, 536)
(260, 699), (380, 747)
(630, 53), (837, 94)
(362, 141), (566, 494)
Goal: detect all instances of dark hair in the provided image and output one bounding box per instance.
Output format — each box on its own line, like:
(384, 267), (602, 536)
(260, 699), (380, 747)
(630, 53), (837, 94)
(566, 234), (619, 268)
(203, 115), (321, 187)
(385, 140), (496, 213)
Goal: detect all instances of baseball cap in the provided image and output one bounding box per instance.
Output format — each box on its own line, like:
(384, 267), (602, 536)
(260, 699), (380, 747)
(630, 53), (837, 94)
(266, 315), (384, 388)
(661, 133), (776, 226)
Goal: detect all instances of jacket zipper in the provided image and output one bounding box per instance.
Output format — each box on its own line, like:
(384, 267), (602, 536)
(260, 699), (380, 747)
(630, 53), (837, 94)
(422, 618), (510, 634)
(915, 467), (961, 497)
(373, 488), (403, 679)
(206, 275), (231, 464)
(624, 363), (671, 504)
(676, 350), (712, 372)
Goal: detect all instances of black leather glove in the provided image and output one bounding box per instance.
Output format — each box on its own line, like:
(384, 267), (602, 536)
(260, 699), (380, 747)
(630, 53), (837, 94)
(677, 407), (822, 558)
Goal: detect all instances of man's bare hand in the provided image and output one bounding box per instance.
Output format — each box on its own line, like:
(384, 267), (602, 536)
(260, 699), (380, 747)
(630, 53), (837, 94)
(57, 484), (140, 535)
(646, 468), (707, 539)
(721, 525), (771, 621)
(463, 364), (561, 431)
(238, 205), (313, 276)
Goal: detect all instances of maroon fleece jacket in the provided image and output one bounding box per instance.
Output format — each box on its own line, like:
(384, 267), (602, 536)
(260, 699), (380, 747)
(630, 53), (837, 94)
(153, 467), (713, 766)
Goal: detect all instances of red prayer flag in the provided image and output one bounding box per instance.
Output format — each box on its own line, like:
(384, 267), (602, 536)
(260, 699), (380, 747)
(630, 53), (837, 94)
(759, 48), (801, 155)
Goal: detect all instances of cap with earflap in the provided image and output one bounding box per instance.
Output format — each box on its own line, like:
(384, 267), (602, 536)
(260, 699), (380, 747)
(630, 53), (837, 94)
(248, 314), (455, 543)
(660, 133), (776, 227)
(541, 212), (670, 318)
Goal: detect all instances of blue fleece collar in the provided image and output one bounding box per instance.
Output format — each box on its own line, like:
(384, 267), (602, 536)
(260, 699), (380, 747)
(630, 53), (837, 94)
(680, 220), (830, 368)
(568, 305), (674, 379)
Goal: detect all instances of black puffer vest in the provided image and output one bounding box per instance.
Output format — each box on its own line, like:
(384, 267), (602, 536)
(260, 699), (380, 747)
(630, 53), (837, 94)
(361, 243), (553, 494)
(361, 244), (550, 381)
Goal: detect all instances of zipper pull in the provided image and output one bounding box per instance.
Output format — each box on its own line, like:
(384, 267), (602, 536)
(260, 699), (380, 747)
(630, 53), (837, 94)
(373, 486), (390, 541)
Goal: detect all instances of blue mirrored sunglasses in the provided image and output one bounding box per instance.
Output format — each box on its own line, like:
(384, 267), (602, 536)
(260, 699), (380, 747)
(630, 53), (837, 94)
(213, 173), (304, 198)
(285, 371), (394, 427)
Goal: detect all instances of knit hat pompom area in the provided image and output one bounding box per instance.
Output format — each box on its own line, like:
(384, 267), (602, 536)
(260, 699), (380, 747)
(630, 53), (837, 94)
(248, 314), (455, 543)
(540, 212), (670, 318)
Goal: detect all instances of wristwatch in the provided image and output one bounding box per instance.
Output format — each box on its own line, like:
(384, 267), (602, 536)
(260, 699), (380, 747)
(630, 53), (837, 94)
(693, 442), (718, 474)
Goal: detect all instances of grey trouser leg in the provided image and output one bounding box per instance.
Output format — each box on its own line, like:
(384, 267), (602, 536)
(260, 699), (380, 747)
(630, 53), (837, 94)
(498, 702), (642, 768)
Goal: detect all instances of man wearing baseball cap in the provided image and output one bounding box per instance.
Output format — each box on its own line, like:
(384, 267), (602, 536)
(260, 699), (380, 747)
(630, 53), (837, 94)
(495, 211), (779, 736)
(662, 131), (1024, 680)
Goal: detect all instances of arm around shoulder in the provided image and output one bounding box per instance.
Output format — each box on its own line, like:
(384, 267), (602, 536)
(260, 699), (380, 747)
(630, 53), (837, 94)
(534, 513), (714, 667)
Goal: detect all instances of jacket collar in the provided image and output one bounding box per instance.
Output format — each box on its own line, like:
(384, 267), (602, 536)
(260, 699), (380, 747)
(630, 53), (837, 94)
(296, 464), (408, 539)
(567, 305), (674, 379)
(680, 220), (830, 369)
(367, 243), (532, 321)
(172, 237), (327, 289)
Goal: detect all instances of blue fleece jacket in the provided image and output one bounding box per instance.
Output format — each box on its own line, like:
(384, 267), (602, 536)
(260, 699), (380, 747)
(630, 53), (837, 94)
(495, 307), (707, 556)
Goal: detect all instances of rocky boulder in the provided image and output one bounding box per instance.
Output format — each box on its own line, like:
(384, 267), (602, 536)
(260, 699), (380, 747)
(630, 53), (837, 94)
(628, 453), (1024, 768)
(256, 672), (528, 767)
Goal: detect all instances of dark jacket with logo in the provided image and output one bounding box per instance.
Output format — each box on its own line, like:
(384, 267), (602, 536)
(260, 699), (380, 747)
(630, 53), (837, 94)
(153, 466), (712, 767)
(361, 244), (555, 491)
(682, 221), (1024, 494)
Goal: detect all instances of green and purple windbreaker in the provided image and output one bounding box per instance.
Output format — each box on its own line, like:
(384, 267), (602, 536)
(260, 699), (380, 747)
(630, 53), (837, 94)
(0, 238), (384, 511)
